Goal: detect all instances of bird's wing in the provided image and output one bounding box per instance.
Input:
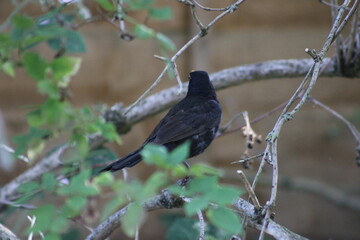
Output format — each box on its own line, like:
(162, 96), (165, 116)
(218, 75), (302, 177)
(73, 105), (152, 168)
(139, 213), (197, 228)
(147, 100), (220, 145)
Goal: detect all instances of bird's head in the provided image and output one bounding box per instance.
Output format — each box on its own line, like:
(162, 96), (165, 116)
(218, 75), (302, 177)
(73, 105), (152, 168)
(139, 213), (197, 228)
(187, 70), (216, 98)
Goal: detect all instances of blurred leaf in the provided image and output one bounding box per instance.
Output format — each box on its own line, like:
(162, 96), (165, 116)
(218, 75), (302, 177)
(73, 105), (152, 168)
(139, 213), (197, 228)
(149, 7), (172, 20)
(57, 169), (100, 197)
(206, 206), (242, 235)
(184, 197), (208, 215)
(122, 203), (145, 237)
(41, 172), (57, 192)
(2, 61), (15, 77)
(156, 33), (176, 51)
(30, 204), (56, 233)
(13, 127), (51, 156)
(49, 215), (69, 233)
(12, 15), (34, 30)
(46, 29), (86, 53)
(0, 33), (13, 48)
(134, 24), (155, 39)
(168, 185), (187, 196)
(64, 196), (87, 217)
(207, 186), (242, 205)
(38, 81), (59, 99)
(165, 217), (199, 240)
(23, 52), (48, 81)
(189, 163), (223, 177)
(170, 164), (188, 177)
(27, 109), (44, 127)
(50, 56), (82, 84)
(96, 0), (116, 11)
(141, 144), (168, 166)
(44, 233), (61, 240)
(71, 133), (89, 158)
(125, 0), (155, 10)
(187, 176), (218, 195)
(168, 141), (189, 166)
(141, 171), (168, 199)
(94, 172), (115, 186)
(101, 196), (126, 220)
(18, 181), (40, 194)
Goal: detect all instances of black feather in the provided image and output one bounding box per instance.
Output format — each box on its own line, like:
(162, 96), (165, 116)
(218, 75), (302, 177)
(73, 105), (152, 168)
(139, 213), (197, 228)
(100, 70), (221, 172)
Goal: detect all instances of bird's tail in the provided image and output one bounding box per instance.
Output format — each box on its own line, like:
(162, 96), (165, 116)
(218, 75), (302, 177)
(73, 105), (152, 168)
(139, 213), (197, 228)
(100, 148), (142, 172)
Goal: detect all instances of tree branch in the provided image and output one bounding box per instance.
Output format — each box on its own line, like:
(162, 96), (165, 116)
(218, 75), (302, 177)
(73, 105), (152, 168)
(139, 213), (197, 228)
(86, 189), (308, 240)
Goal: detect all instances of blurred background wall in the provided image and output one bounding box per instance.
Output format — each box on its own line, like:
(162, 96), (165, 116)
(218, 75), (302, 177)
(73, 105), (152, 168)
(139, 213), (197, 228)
(1, 0), (360, 239)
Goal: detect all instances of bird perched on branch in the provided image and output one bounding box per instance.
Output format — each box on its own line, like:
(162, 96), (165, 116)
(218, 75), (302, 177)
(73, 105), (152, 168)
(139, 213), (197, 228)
(101, 70), (222, 172)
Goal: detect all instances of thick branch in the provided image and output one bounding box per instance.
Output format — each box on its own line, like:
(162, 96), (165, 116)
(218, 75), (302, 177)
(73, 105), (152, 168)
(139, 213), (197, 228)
(86, 191), (308, 240)
(86, 189), (184, 240)
(123, 57), (335, 124)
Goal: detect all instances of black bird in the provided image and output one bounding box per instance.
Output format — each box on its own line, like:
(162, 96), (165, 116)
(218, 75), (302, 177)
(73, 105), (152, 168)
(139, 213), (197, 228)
(101, 70), (222, 172)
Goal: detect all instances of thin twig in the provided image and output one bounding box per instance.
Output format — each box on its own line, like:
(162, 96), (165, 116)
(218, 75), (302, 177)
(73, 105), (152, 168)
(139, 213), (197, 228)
(332, 0), (360, 43)
(237, 170), (261, 209)
(197, 210), (205, 240)
(191, 0), (228, 11)
(231, 153), (264, 164)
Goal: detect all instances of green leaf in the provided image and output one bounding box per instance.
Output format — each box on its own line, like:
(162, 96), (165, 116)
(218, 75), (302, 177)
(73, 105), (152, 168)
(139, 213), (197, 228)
(27, 109), (44, 127)
(168, 185), (187, 195)
(18, 181), (40, 194)
(122, 203), (145, 237)
(43, 233), (61, 240)
(96, 0), (116, 11)
(184, 197), (208, 215)
(189, 163), (223, 177)
(165, 217), (199, 240)
(65, 196), (87, 216)
(206, 206), (242, 235)
(49, 216), (69, 233)
(13, 127), (51, 156)
(168, 141), (190, 166)
(23, 52), (48, 81)
(71, 133), (90, 159)
(141, 144), (168, 166)
(30, 204), (56, 233)
(156, 33), (176, 51)
(0, 33), (13, 48)
(12, 15), (34, 30)
(149, 7), (172, 20)
(41, 172), (57, 192)
(124, 0), (155, 10)
(50, 56), (82, 84)
(63, 30), (87, 53)
(94, 172), (114, 186)
(45, 29), (87, 53)
(207, 186), (242, 205)
(57, 169), (99, 197)
(101, 196), (126, 220)
(134, 24), (155, 39)
(2, 61), (15, 77)
(141, 171), (168, 199)
(187, 176), (218, 195)
(38, 81), (59, 99)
